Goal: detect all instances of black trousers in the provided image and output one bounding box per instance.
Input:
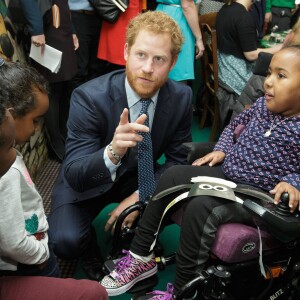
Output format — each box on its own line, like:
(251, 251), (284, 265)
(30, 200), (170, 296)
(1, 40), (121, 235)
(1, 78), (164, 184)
(48, 171), (138, 260)
(70, 11), (105, 89)
(270, 7), (292, 32)
(44, 81), (72, 161)
(130, 165), (253, 293)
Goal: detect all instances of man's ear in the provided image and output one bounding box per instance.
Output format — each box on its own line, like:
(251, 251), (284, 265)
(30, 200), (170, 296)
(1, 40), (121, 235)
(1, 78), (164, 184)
(170, 55), (178, 70)
(124, 43), (129, 61)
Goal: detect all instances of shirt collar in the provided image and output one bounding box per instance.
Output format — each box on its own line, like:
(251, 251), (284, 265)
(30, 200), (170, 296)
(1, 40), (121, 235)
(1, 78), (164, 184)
(125, 77), (159, 108)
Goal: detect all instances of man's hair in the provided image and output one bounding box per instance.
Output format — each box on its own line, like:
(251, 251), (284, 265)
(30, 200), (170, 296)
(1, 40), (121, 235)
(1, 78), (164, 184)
(126, 11), (184, 57)
(0, 62), (48, 118)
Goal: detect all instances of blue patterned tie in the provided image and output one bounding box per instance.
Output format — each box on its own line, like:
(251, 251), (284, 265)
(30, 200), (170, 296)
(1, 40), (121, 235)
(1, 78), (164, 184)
(138, 99), (156, 203)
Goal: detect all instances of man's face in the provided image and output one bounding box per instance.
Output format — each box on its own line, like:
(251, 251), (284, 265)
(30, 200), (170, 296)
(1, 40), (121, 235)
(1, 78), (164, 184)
(0, 110), (16, 177)
(124, 30), (177, 98)
(14, 90), (49, 145)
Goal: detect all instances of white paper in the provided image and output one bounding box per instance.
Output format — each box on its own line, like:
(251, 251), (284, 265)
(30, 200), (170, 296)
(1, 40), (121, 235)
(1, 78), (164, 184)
(29, 44), (62, 74)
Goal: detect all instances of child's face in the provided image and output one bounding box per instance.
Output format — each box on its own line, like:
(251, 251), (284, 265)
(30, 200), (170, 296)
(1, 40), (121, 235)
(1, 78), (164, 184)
(0, 110), (16, 177)
(14, 90), (49, 145)
(264, 49), (300, 117)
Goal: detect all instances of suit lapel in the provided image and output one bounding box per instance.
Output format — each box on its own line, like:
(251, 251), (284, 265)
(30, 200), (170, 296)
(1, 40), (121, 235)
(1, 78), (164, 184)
(151, 83), (171, 155)
(109, 72), (128, 128)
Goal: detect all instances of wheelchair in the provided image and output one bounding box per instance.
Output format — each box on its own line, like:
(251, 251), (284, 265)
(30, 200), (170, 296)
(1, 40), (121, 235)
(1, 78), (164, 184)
(103, 142), (300, 300)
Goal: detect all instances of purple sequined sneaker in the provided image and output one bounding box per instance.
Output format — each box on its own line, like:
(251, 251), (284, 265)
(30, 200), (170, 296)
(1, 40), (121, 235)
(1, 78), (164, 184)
(101, 250), (158, 296)
(137, 283), (174, 299)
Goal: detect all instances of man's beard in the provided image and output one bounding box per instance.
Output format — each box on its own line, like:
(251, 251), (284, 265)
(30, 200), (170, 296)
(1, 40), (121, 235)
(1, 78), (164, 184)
(126, 66), (168, 98)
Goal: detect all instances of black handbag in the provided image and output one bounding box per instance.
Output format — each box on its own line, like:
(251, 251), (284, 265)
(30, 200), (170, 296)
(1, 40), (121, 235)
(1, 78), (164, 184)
(88, 0), (129, 23)
(7, 0), (52, 24)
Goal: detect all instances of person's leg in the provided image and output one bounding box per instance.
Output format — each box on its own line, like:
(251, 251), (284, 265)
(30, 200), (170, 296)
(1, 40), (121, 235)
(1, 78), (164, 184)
(49, 197), (118, 280)
(58, 81), (72, 140)
(48, 202), (96, 260)
(70, 12), (103, 89)
(101, 165), (226, 296)
(270, 7), (281, 31)
(49, 170), (139, 279)
(0, 276), (108, 300)
(131, 165), (225, 255)
(277, 8), (292, 31)
(44, 82), (66, 161)
(174, 196), (253, 294)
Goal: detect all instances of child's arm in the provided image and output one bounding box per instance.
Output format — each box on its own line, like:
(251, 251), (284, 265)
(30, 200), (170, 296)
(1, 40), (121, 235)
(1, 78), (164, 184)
(0, 169), (49, 265)
(270, 182), (300, 212)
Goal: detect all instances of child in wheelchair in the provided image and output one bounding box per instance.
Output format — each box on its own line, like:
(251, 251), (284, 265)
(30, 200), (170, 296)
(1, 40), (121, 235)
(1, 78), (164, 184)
(101, 45), (300, 299)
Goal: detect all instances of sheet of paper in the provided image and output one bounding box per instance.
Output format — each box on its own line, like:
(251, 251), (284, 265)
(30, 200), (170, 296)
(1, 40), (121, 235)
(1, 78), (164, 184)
(29, 44), (62, 74)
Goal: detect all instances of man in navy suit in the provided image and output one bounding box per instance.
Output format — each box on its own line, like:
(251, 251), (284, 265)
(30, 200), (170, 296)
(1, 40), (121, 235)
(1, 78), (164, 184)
(48, 11), (193, 280)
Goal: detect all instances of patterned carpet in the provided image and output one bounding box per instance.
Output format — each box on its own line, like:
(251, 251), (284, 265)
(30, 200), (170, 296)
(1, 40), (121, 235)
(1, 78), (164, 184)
(35, 159), (78, 278)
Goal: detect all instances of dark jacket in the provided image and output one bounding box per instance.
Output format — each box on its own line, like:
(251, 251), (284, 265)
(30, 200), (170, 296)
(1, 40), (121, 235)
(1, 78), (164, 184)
(51, 70), (193, 209)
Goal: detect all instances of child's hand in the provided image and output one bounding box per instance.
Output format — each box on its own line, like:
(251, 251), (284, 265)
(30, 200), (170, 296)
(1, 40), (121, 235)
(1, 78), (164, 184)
(192, 151), (225, 167)
(270, 182), (300, 213)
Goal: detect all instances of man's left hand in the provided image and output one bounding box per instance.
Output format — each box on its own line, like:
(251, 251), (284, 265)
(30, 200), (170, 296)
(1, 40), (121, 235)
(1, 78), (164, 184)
(105, 192), (140, 234)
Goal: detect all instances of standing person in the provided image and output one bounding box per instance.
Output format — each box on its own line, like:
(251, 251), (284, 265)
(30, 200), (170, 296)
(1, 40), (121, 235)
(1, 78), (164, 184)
(68, 0), (105, 89)
(20, 0), (78, 161)
(97, 0), (142, 71)
(101, 45), (300, 298)
(265, 0), (296, 32)
(48, 11), (193, 281)
(0, 102), (109, 300)
(0, 60), (59, 278)
(216, 0), (281, 96)
(156, 0), (204, 82)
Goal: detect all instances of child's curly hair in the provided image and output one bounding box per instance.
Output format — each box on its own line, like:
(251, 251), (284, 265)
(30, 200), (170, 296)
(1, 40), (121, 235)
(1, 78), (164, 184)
(0, 62), (48, 118)
(126, 11), (184, 58)
(0, 101), (6, 146)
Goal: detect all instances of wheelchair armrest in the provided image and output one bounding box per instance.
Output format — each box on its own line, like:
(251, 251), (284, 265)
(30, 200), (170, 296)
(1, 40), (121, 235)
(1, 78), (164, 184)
(183, 142), (216, 164)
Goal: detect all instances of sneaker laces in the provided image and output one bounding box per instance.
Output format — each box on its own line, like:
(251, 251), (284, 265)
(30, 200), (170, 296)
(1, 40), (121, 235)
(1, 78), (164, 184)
(147, 283), (174, 299)
(115, 250), (134, 274)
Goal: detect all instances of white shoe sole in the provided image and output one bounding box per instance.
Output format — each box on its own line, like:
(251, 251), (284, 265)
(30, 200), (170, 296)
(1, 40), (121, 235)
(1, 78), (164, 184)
(104, 265), (158, 296)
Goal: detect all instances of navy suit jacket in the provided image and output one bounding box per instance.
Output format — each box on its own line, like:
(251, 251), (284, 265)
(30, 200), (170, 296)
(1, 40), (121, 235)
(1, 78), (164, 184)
(51, 70), (193, 210)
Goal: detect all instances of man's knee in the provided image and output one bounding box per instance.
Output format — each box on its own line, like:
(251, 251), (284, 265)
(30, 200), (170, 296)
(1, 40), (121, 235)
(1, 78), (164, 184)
(48, 207), (89, 259)
(49, 227), (82, 259)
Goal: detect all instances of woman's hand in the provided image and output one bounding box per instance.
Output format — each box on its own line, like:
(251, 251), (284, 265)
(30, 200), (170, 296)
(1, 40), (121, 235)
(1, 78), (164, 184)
(73, 34), (79, 50)
(270, 182), (300, 212)
(264, 12), (272, 23)
(195, 38), (204, 59)
(31, 34), (46, 47)
(192, 151), (226, 166)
